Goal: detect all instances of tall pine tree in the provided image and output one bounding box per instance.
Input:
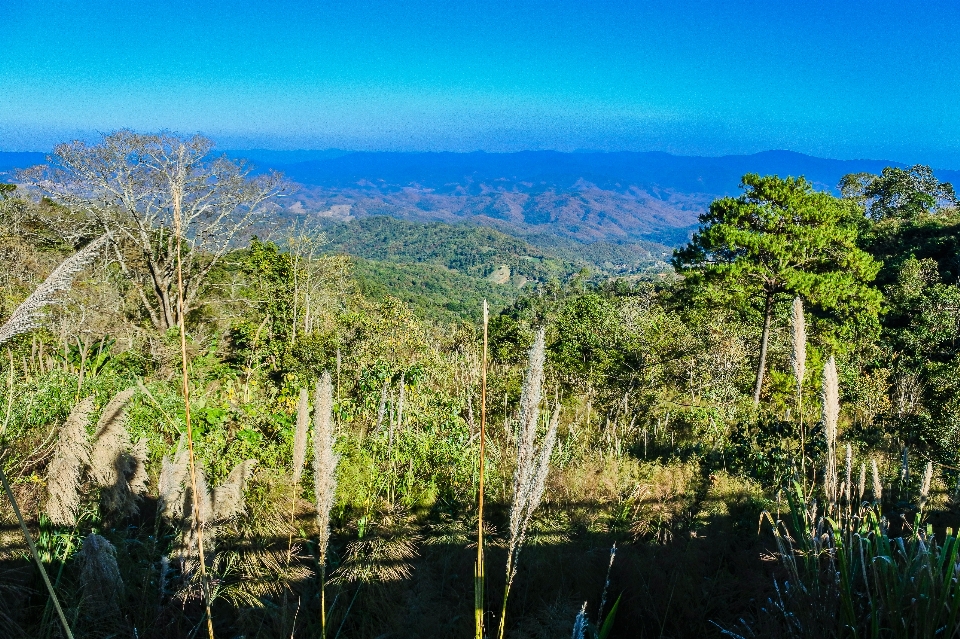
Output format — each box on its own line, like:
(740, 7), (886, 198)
(673, 174), (881, 405)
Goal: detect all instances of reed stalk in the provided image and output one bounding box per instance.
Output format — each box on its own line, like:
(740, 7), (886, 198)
(313, 372), (338, 639)
(498, 328), (559, 639)
(171, 175), (215, 639)
(822, 355), (839, 512)
(475, 300), (488, 639)
(0, 466), (74, 639)
(791, 297), (807, 485)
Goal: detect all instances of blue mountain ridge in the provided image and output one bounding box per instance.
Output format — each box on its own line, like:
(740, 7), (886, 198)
(4, 150), (957, 247)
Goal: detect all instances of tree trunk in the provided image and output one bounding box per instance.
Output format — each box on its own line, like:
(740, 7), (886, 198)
(753, 291), (774, 406)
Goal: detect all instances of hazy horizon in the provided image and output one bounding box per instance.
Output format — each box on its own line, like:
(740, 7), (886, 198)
(3, 146), (959, 173)
(4, 1), (959, 166)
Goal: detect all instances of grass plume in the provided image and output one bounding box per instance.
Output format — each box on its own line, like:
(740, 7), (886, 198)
(790, 296), (806, 389)
(872, 459), (882, 504)
(79, 533), (123, 612)
(0, 234), (107, 347)
(88, 388), (146, 517)
(498, 328), (560, 639)
(158, 436), (189, 521)
(213, 459), (257, 522)
(822, 355), (839, 509)
(293, 387), (309, 485)
(313, 371), (338, 638)
(44, 397), (94, 526)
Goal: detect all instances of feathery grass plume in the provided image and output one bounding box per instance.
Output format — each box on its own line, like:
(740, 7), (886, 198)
(313, 371), (338, 558)
(44, 397), (94, 526)
(179, 466), (214, 577)
(213, 459), (257, 522)
(920, 461), (933, 509)
(159, 555), (172, 599)
(79, 533), (123, 612)
(498, 329), (560, 639)
(791, 296), (809, 485)
(127, 437), (149, 497)
(287, 388), (310, 585)
(293, 388), (309, 485)
(822, 356), (839, 508)
(88, 388), (136, 486)
(89, 388), (148, 516)
(872, 459), (883, 504)
(571, 602), (588, 639)
(312, 371), (338, 639)
(598, 542), (617, 621)
(375, 379), (389, 433)
(790, 297), (806, 388)
(858, 463), (866, 503)
(0, 234), (107, 347)
(158, 436), (189, 521)
(397, 371), (405, 429)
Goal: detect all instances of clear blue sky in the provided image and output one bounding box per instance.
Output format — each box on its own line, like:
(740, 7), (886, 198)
(2, 0), (959, 166)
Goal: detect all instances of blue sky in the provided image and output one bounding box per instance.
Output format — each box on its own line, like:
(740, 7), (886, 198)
(2, 0), (959, 166)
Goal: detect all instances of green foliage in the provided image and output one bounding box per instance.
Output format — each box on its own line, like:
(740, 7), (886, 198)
(351, 257), (516, 322)
(841, 164), (958, 221)
(674, 173), (881, 327)
(10, 162), (960, 638)
(320, 215), (572, 281)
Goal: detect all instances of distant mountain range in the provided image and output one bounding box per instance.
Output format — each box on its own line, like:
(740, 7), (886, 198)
(4, 149), (958, 247)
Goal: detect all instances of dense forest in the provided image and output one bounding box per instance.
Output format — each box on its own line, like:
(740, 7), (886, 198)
(3, 132), (960, 639)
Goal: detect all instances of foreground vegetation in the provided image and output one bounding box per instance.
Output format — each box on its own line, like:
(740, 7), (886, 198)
(2, 132), (960, 638)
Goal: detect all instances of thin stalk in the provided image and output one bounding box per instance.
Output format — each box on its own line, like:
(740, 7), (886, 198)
(0, 465), (74, 639)
(798, 390), (805, 493)
(475, 300), (488, 639)
(171, 176), (215, 639)
(1, 348), (12, 436)
(321, 564), (327, 639)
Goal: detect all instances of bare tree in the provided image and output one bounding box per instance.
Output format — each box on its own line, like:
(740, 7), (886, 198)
(23, 131), (286, 330)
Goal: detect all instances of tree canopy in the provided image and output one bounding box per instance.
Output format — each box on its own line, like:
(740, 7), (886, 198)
(673, 173), (881, 402)
(840, 165), (958, 220)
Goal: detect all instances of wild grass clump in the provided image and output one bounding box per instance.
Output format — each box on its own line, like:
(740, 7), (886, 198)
(744, 357), (960, 639)
(44, 397), (94, 526)
(498, 328), (560, 639)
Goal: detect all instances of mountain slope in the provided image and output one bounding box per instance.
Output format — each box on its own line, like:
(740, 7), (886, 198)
(234, 149), (960, 246)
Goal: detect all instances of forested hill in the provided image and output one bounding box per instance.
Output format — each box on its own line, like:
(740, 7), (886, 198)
(316, 216), (669, 281)
(313, 216), (671, 321)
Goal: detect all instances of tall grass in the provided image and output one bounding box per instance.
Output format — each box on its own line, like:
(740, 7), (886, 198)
(313, 371), (338, 639)
(0, 235), (108, 639)
(748, 356), (960, 638)
(476, 300), (488, 639)
(497, 328), (560, 639)
(791, 297), (807, 482)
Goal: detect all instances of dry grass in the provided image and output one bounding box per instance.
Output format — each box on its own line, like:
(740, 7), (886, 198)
(44, 397), (94, 526)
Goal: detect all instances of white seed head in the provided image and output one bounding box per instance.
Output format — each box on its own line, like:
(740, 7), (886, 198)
(871, 459), (882, 503)
(158, 436), (189, 521)
(213, 459), (257, 521)
(79, 533), (123, 610)
(313, 371), (338, 560)
(44, 397), (94, 526)
(920, 461), (933, 507)
(0, 234), (108, 346)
